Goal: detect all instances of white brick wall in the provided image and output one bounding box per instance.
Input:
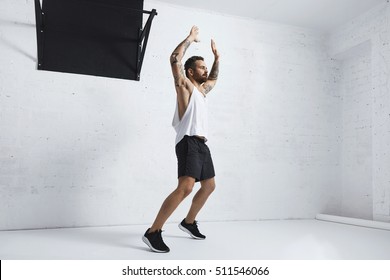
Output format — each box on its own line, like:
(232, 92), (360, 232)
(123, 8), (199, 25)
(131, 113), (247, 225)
(328, 2), (390, 222)
(335, 42), (373, 219)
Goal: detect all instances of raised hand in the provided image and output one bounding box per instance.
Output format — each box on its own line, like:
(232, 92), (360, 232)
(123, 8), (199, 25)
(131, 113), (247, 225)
(189, 26), (200, 42)
(211, 39), (220, 59)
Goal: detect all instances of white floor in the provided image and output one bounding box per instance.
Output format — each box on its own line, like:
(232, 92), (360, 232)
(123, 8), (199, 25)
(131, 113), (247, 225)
(1, 220), (390, 260)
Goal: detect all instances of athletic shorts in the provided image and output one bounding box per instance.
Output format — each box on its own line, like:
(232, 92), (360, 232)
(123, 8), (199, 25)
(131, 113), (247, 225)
(175, 135), (215, 182)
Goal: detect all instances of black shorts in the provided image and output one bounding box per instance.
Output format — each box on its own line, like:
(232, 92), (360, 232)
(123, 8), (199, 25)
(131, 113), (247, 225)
(175, 135), (215, 182)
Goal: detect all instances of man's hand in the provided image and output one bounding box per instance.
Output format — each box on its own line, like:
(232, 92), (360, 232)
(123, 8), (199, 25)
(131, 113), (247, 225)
(200, 39), (220, 94)
(211, 39), (220, 60)
(189, 26), (200, 42)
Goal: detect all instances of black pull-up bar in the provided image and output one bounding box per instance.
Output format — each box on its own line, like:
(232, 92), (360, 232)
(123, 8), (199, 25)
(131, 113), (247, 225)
(34, 0), (157, 81)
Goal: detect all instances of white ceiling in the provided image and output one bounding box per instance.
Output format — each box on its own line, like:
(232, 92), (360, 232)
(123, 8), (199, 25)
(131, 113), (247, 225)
(155, 0), (385, 32)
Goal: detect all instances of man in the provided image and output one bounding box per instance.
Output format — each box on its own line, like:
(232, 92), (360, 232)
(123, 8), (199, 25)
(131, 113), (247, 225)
(142, 26), (220, 253)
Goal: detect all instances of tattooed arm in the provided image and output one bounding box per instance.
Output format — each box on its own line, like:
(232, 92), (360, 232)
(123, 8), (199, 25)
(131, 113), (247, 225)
(201, 39), (220, 94)
(170, 26), (199, 89)
(170, 26), (200, 119)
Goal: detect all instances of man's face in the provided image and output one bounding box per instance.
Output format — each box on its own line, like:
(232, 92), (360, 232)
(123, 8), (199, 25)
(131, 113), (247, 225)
(191, 60), (208, 84)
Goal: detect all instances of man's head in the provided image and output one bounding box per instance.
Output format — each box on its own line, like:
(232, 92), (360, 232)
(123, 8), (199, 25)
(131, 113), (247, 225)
(184, 56), (208, 84)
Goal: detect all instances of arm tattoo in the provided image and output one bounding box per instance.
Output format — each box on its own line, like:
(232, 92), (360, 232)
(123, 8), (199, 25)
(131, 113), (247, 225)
(208, 61), (219, 80)
(170, 52), (179, 65)
(173, 63), (185, 87)
(170, 38), (192, 86)
(183, 40), (191, 53)
(204, 84), (213, 94)
(170, 40), (191, 64)
(174, 75), (180, 86)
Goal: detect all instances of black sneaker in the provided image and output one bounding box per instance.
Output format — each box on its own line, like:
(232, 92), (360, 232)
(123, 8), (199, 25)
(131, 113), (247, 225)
(179, 219), (206, 239)
(142, 228), (170, 253)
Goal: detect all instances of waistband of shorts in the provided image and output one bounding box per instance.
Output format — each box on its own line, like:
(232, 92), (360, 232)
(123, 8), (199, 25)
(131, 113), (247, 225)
(184, 135), (206, 143)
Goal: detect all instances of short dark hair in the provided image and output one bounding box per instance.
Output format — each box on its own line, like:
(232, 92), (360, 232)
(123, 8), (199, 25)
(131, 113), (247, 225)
(184, 56), (204, 78)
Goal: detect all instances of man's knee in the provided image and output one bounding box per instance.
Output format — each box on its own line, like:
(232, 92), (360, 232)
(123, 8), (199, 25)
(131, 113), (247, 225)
(207, 183), (216, 194)
(181, 184), (194, 197)
(201, 179), (216, 194)
(178, 177), (195, 197)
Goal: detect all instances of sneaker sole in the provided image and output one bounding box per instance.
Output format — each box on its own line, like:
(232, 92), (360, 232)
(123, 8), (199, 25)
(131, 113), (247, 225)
(142, 236), (170, 253)
(178, 224), (206, 240)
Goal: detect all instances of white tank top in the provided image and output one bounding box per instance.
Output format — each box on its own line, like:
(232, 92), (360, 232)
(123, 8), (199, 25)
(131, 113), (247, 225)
(172, 86), (208, 145)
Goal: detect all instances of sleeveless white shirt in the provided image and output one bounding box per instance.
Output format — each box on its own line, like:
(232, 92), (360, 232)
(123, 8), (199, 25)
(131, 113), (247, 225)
(172, 86), (208, 145)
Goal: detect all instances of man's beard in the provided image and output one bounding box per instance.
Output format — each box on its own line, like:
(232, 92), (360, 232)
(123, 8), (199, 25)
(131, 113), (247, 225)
(196, 75), (208, 84)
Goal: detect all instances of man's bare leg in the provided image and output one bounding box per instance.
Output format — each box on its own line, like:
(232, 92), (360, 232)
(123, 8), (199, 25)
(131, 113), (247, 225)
(149, 176), (196, 233)
(185, 177), (216, 224)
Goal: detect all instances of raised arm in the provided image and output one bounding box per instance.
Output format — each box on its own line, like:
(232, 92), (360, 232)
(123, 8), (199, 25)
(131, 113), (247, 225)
(170, 26), (199, 89)
(201, 39), (220, 94)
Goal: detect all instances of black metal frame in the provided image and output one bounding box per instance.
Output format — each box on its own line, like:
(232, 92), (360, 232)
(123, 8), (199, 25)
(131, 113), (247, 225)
(34, 0), (44, 69)
(34, 0), (157, 81)
(136, 9), (157, 81)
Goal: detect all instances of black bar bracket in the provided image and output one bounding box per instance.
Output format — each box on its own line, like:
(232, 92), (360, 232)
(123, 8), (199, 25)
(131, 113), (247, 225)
(34, 0), (44, 69)
(136, 9), (157, 81)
